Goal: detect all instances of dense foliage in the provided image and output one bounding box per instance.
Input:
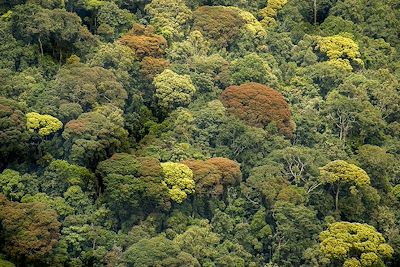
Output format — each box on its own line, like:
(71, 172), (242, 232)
(0, 0), (399, 266)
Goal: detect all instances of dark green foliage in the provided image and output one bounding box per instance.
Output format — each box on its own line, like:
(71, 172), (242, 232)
(96, 2), (135, 41)
(11, 4), (98, 60)
(0, 97), (30, 167)
(97, 153), (169, 226)
(62, 106), (129, 167)
(54, 64), (128, 113)
(271, 201), (321, 266)
(124, 235), (199, 266)
(39, 160), (95, 197)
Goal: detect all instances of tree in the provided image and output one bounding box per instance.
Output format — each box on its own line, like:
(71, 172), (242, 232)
(145, 0), (192, 39)
(54, 64), (127, 113)
(324, 90), (357, 142)
(97, 153), (169, 223)
(153, 69), (196, 112)
(370, 206), (400, 262)
(118, 24), (167, 59)
(272, 201), (321, 266)
(323, 74), (386, 144)
(161, 162), (195, 203)
(355, 145), (397, 191)
(316, 34), (363, 71)
(139, 56), (170, 83)
(0, 97), (30, 167)
(207, 157), (242, 187)
(180, 158), (239, 216)
(191, 101), (290, 176)
(11, 4), (53, 57)
(259, 0), (288, 27)
(245, 162), (289, 207)
(192, 6), (245, 48)
(0, 169), (38, 201)
(0, 20), (38, 71)
(229, 53), (278, 86)
(88, 42), (135, 73)
(11, 4), (97, 60)
(330, 0), (400, 49)
(40, 160), (95, 197)
(364, 69), (400, 123)
(54, 208), (118, 266)
(0, 259), (15, 267)
(359, 37), (397, 70)
(96, 2), (135, 40)
(62, 185), (93, 214)
(167, 30), (210, 63)
(192, 5), (267, 52)
(0, 68), (47, 99)
(0, 195), (61, 264)
(319, 222), (394, 267)
(298, 61), (348, 96)
(319, 16), (357, 36)
(268, 146), (327, 190)
(21, 193), (74, 218)
(97, 153), (143, 177)
(124, 235), (199, 267)
(174, 224), (220, 264)
(173, 222), (255, 266)
(182, 160), (223, 197)
(319, 160), (371, 213)
(220, 82), (294, 137)
(26, 112), (62, 137)
(62, 105), (129, 167)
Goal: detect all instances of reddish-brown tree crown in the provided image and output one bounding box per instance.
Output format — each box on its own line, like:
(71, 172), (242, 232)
(118, 24), (167, 59)
(220, 82), (294, 137)
(193, 6), (245, 48)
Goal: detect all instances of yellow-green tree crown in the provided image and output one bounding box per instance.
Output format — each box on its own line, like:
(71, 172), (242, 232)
(145, 0), (192, 39)
(26, 112), (63, 137)
(259, 0), (288, 27)
(319, 160), (370, 187)
(153, 69), (196, 112)
(161, 162), (195, 203)
(316, 35), (363, 71)
(319, 222), (394, 266)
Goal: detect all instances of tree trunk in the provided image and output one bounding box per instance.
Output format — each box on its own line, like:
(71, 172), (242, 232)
(313, 0), (317, 25)
(335, 184), (340, 213)
(38, 37), (44, 57)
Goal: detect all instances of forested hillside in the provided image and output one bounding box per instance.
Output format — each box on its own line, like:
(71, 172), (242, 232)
(0, 0), (400, 266)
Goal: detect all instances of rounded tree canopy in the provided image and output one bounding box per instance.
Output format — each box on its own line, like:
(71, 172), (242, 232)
(220, 82), (294, 137)
(319, 160), (370, 187)
(26, 112), (62, 137)
(319, 222), (394, 266)
(161, 162), (195, 203)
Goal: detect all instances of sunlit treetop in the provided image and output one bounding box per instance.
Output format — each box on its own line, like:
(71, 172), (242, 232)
(145, 0), (192, 39)
(319, 222), (394, 266)
(161, 162), (195, 203)
(26, 112), (62, 137)
(319, 160), (370, 187)
(316, 34), (364, 71)
(258, 0), (288, 27)
(153, 69), (196, 112)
